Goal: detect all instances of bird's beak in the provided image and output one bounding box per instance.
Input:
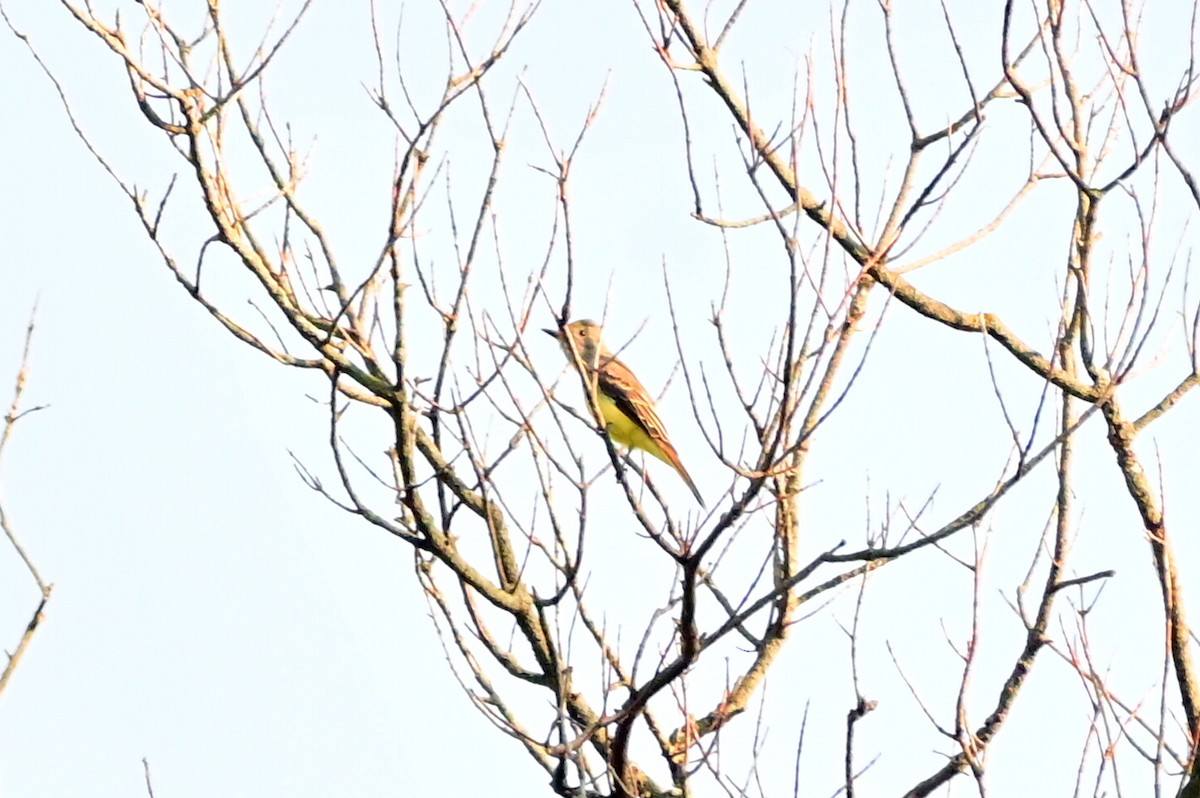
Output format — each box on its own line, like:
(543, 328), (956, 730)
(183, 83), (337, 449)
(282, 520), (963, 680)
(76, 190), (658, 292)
(542, 328), (560, 339)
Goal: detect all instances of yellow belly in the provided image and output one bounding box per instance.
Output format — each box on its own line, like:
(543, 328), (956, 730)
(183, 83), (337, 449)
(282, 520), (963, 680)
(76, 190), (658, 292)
(598, 392), (673, 467)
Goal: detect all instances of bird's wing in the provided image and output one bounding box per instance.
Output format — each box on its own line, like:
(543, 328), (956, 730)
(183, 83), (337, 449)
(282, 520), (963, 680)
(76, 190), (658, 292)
(598, 356), (705, 506)
(597, 356), (671, 447)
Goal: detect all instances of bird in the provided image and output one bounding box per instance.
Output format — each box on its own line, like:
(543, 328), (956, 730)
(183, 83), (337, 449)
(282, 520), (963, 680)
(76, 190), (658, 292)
(544, 319), (704, 506)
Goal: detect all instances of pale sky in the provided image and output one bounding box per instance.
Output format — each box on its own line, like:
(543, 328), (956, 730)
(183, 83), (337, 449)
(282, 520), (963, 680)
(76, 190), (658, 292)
(2, 1), (1199, 797)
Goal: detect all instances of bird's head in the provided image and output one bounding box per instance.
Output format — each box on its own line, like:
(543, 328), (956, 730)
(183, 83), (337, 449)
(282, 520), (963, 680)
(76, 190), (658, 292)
(544, 319), (603, 365)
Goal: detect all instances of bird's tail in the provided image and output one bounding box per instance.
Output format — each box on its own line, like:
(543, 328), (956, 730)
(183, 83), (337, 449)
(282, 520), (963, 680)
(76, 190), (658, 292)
(651, 442), (705, 507)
